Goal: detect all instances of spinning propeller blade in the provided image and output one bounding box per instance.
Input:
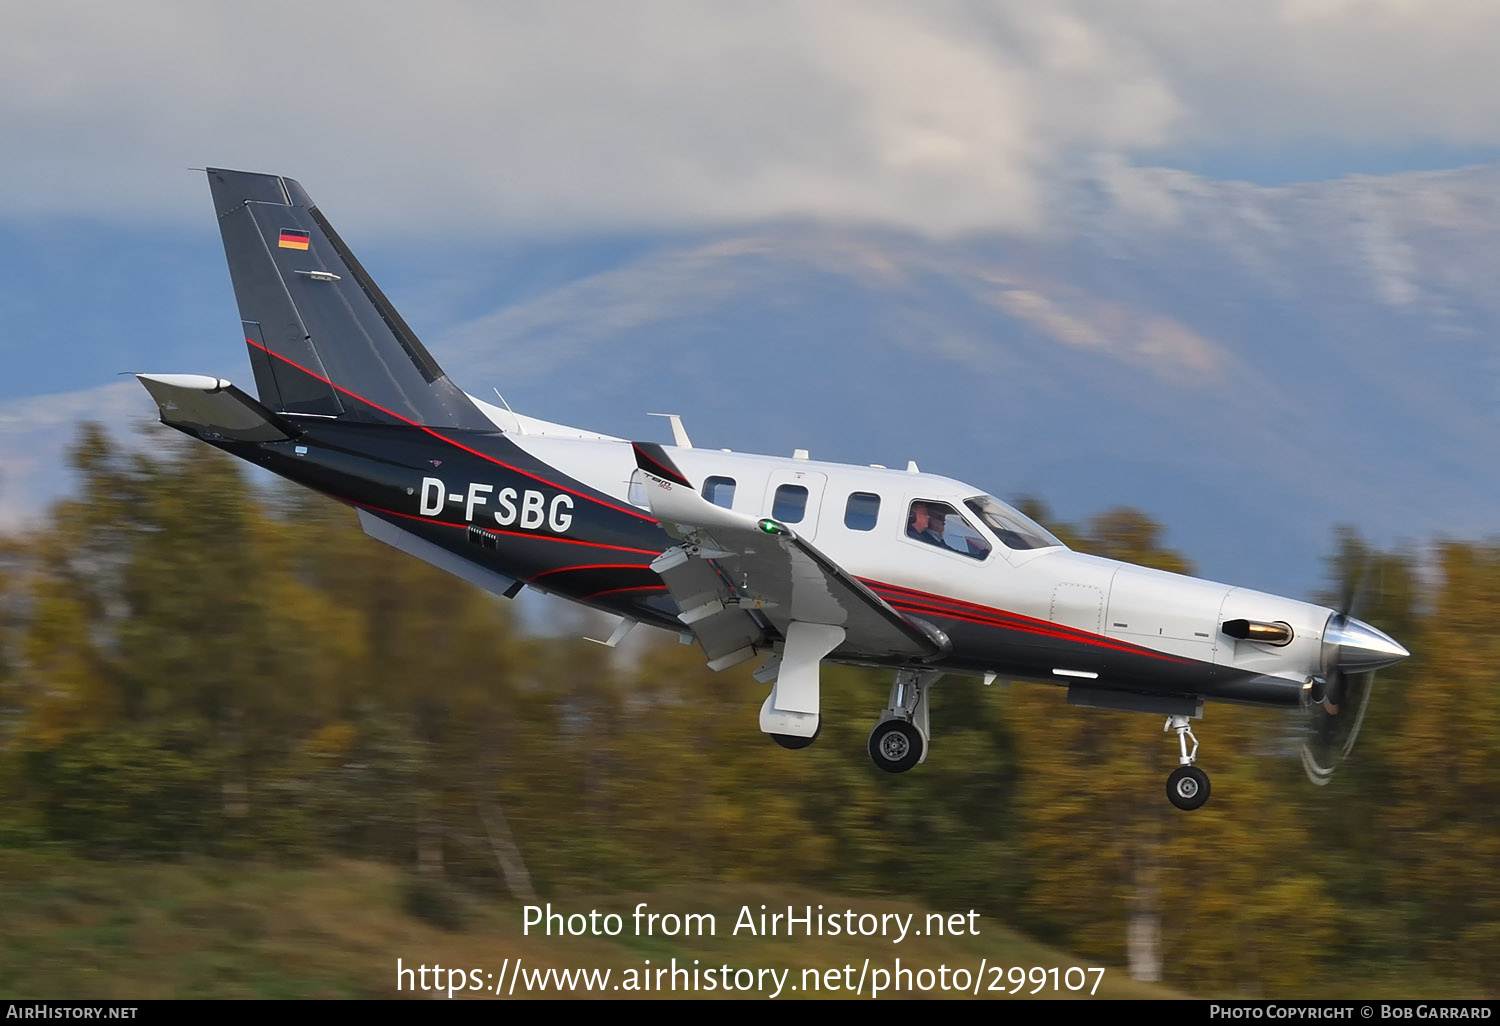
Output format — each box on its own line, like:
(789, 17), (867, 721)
(1301, 563), (1408, 785)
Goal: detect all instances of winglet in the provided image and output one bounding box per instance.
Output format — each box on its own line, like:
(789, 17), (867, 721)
(632, 441), (692, 488)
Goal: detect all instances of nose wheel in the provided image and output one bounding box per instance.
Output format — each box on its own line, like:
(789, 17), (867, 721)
(1164, 714), (1210, 810)
(1166, 765), (1210, 810)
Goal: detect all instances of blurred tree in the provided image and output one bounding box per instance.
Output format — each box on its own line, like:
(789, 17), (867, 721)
(805, 663), (1021, 911)
(1006, 505), (1186, 978)
(0, 538), (14, 691)
(25, 727), (213, 858)
(0, 536), (30, 842)
(13, 425), (135, 747)
(262, 482), (530, 880)
(1381, 541), (1500, 989)
(1007, 506), (1339, 992)
(2, 424), (1493, 994)
(1294, 527), (1423, 973)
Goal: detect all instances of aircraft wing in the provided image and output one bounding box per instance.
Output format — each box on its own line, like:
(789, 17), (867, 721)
(633, 443), (948, 670)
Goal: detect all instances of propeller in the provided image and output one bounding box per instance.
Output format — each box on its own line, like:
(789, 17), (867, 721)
(1300, 566), (1408, 786)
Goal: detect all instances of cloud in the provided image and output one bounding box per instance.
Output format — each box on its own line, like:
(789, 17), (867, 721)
(1101, 1), (1500, 150)
(0, 2), (1498, 236)
(0, 2), (1174, 235)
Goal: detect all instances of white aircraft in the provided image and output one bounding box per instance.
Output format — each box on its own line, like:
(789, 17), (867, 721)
(137, 169), (1410, 809)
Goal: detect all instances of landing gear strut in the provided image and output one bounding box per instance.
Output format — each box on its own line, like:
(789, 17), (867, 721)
(868, 669), (935, 774)
(1164, 714), (1210, 810)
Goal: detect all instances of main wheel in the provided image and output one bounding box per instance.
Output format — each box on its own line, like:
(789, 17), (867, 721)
(1166, 766), (1211, 810)
(771, 718), (821, 750)
(868, 719), (924, 774)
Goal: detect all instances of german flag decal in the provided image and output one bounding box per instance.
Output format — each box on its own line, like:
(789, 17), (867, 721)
(278, 229), (311, 250)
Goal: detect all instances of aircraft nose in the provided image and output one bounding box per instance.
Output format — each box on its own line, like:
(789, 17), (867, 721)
(1325, 614), (1410, 673)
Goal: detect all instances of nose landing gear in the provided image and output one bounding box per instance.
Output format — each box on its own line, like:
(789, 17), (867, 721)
(1164, 714), (1210, 810)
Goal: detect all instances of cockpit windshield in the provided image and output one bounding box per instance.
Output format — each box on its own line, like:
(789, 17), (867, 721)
(963, 496), (1065, 551)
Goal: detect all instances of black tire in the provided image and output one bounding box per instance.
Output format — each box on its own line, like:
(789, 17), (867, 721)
(771, 718), (821, 750)
(868, 719), (924, 774)
(1166, 766), (1211, 811)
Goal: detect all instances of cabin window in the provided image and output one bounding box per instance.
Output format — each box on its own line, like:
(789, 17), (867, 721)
(772, 484), (809, 523)
(844, 491), (880, 531)
(906, 499), (991, 560)
(702, 476), (737, 509)
(627, 469), (648, 508)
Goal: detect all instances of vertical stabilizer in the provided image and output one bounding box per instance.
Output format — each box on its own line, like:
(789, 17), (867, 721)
(206, 168), (492, 430)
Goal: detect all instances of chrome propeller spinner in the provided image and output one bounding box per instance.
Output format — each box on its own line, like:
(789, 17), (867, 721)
(1301, 603), (1409, 786)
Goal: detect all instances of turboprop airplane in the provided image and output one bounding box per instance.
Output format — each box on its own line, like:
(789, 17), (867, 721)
(137, 168), (1410, 810)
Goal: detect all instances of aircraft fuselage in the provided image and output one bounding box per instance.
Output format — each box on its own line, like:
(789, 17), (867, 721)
(208, 406), (1333, 712)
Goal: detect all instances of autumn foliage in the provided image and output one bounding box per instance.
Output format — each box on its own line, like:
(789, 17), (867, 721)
(0, 425), (1489, 994)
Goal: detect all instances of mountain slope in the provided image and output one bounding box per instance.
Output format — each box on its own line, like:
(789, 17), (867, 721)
(6, 163), (1500, 596)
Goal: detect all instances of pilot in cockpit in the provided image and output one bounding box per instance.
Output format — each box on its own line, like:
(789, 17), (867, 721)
(908, 500), (991, 558)
(907, 501), (946, 547)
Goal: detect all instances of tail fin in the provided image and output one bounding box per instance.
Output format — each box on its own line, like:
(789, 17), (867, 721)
(205, 168), (492, 431)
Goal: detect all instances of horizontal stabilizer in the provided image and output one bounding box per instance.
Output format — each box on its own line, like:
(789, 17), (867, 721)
(136, 373), (296, 442)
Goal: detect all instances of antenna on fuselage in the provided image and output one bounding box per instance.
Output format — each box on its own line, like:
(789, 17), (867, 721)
(585, 617), (638, 648)
(493, 388), (526, 435)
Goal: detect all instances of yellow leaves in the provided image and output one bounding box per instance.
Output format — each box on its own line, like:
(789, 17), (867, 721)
(307, 722), (358, 761)
(1384, 543), (1500, 878)
(1382, 543), (1500, 956)
(1010, 690), (1343, 990)
(8, 424), (1500, 994)
(1003, 506), (1352, 990)
(1078, 508), (1194, 576)
(18, 578), (116, 747)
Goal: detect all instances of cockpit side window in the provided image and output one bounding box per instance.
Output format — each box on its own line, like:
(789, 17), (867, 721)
(905, 499), (991, 560)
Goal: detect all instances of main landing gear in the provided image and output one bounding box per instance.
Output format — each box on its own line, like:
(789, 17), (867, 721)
(770, 719), (820, 750)
(1164, 714), (1210, 810)
(762, 661), (936, 771)
(868, 669), (935, 774)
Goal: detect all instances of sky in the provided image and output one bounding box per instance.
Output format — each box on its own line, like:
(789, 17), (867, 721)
(5, 0), (1500, 534)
